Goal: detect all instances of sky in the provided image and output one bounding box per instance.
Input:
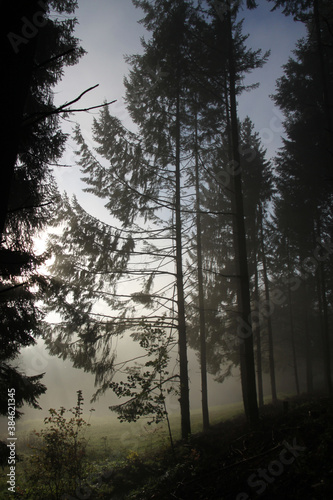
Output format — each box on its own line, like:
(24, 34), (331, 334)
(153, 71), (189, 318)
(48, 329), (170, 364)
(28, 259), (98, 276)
(53, 0), (306, 213)
(4, 0), (308, 430)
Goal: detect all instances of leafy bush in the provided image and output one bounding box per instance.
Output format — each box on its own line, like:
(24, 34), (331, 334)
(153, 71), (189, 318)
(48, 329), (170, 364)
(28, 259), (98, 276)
(24, 390), (90, 500)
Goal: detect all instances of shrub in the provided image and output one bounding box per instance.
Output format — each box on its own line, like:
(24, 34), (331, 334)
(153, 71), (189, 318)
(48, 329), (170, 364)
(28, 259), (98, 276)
(24, 390), (90, 500)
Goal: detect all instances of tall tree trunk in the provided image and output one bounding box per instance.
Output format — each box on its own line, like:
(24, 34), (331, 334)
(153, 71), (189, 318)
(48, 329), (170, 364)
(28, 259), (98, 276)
(288, 289), (300, 396)
(253, 239), (264, 407)
(259, 206), (277, 404)
(194, 107), (210, 431)
(175, 91), (191, 439)
(226, 7), (259, 425)
(304, 285), (314, 393)
(318, 261), (332, 395)
(315, 218), (332, 395)
(286, 242), (300, 396)
(288, 287), (300, 396)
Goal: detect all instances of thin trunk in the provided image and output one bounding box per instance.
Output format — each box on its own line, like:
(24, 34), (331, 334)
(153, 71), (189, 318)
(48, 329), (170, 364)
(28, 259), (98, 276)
(288, 289), (300, 396)
(259, 207), (277, 404)
(286, 243), (300, 396)
(161, 372), (174, 454)
(315, 218), (332, 395)
(304, 285), (314, 393)
(226, 7), (258, 425)
(175, 91), (191, 439)
(224, 71), (249, 410)
(318, 261), (332, 394)
(194, 106), (210, 430)
(253, 242), (264, 407)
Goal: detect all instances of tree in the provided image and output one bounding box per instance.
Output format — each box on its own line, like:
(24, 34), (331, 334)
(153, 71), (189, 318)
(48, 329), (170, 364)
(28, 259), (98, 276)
(43, 192), (149, 397)
(267, 0), (333, 153)
(272, 14), (333, 394)
(194, 0), (269, 423)
(0, 0), (85, 419)
(45, 0), (271, 436)
(0, 0), (86, 236)
(56, 0), (198, 439)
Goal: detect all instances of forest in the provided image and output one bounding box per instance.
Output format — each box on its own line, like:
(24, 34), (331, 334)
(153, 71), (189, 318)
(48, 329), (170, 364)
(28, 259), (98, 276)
(0, 0), (333, 498)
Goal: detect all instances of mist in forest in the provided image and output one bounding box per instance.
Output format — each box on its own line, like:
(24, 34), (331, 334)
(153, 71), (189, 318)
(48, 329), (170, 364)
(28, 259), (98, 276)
(1, 1), (333, 498)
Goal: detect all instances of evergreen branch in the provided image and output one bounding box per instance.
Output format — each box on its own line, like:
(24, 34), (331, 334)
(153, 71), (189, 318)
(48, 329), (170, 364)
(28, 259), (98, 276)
(8, 201), (54, 213)
(186, 263), (239, 278)
(66, 313), (178, 327)
(180, 207), (234, 216)
(119, 249), (174, 259)
(95, 290), (177, 304)
(35, 48), (75, 69)
(112, 171), (176, 212)
(21, 150), (74, 168)
(61, 196), (175, 239)
(198, 151), (235, 195)
(72, 265), (176, 277)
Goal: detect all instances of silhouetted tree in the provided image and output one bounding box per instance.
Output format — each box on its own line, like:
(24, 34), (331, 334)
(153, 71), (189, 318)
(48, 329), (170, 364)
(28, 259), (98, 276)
(272, 15), (333, 394)
(0, 0), (85, 416)
(268, 0), (333, 153)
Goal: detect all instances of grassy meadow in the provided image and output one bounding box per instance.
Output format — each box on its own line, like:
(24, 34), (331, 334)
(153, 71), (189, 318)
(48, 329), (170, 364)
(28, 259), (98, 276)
(11, 401), (245, 460)
(0, 401), (246, 498)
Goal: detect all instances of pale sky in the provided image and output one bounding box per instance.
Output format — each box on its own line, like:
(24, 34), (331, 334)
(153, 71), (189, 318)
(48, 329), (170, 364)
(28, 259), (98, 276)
(53, 0), (305, 211)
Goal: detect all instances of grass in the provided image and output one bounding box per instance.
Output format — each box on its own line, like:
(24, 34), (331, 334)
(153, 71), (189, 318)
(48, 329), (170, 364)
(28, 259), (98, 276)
(7, 400), (245, 460)
(2, 394), (305, 499)
(2, 396), (289, 461)
(104, 394), (333, 499)
(12, 396), (287, 459)
(0, 400), (246, 498)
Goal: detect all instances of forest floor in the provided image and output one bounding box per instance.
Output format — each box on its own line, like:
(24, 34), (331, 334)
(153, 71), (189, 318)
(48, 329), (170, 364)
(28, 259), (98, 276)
(95, 394), (333, 499)
(2, 394), (333, 499)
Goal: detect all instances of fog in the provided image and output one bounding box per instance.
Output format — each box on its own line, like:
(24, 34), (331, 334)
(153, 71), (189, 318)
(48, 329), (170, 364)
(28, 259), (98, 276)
(1, 0), (308, 436)
(0, 334), (302, 437)
(9, 339), (243, 423)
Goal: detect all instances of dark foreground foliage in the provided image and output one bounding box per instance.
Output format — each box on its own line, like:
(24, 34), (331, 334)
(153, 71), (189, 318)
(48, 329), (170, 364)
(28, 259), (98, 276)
(95, 395), (333, 500)
(5, 395), (332, 499)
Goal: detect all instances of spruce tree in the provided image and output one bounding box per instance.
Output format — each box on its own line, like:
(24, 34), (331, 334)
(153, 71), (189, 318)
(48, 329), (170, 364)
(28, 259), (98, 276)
(0, 0), (85, 416)
(272, 16), (333, 394)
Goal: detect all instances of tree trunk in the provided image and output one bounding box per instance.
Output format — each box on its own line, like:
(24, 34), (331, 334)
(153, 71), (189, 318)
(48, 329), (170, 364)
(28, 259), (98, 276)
(288, 290), (300, 396)
(315, 218), (332, 395)
(175, 91), (191, 439)
(194, 107), (210, 431)
(259, 206), (277, 404)
(253, 240), (264, 407)
(304, 285), (314, 393)
(286, 242), (300, 395)
(226, 7), (259, 425)
(318, 261), (332, 395)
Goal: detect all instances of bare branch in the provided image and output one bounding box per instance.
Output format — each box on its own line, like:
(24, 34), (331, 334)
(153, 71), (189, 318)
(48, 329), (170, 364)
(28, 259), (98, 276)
(22, 85), (116, 127)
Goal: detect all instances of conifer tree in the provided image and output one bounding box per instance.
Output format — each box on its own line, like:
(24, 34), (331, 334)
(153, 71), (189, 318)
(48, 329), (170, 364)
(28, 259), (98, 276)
(272, 15), (333, 394)
(46, 0), (271, 433)
(268, 0), (333, 152)
(0, 0), (85, 416)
